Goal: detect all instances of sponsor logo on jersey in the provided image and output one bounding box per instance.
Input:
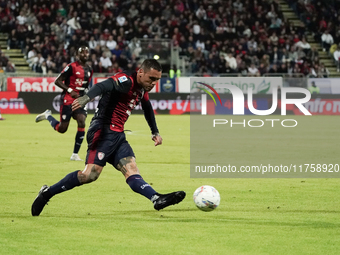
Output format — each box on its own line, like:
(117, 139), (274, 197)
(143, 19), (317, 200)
(63, 65), (69, 72)
(76, 72), (81, 75)
(88, 72), (91, 77)
(98, 152), (105, 160)
(75, 78), (83, 85)
(118, 76), (128, 83)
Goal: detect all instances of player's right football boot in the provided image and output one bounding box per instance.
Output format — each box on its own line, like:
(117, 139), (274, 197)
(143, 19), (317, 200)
(70, 153), (83, 161)
(31, 185), (50, 216)
(35, 109), (51, 122)
(153, 191), (186, 211)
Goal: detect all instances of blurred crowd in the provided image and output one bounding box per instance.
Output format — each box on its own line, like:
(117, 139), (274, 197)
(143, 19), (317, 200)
(0, 0), (338, 77)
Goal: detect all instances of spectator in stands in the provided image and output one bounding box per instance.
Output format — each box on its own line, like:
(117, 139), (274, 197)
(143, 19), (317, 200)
(111, 62), (123, 74)
(233, 0), (243, 12)
(301, 61), (311, 76)
(269, 63), (279, 74)
(129, 4), (139, 19)
(307, 47), (319, 63)
(288, 47), (298, 64)
(295, 37), (311, 54)
(269, 32), (279, 46)
(247, 37), (258, 50)
(321, 30), (334, 52)
(0, 52), (9, 67)
(16, 11), (27, 26)
(238, 61), (248, 76)
(290, 63), (302, 77)
(269, 47), (282, 65)
(296, 47), (306, 62)
(333, 46), (340, 72)
(106, 35), (117, 52)
(196, 5), (207, 20)
(248, 63), (260, 76)
(32, 53), (45, 73)
(319, 63), (329, 77)
(258, 63), (268, 75)
(5, 60), (15, 72)
(57, 4), (67, 17)
(88, 36), (98, 54)
(278, 63), (288, 73)
(66, 14), (81, 35)
(281, 48), (290, 63)
(99, 52), (112, 72)
(225, 52), (237, 71)
(310, 64), (319, 78)
(116, 12), (126, 27)
(7, 29), (18, 49)
(27, 47), (37, 67)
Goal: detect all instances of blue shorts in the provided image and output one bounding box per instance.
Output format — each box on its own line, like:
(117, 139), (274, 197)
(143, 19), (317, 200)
(85, 119), (135, 169)
(60, 104), (87, 122)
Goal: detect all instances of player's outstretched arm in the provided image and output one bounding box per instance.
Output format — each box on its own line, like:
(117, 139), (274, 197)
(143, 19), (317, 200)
(72, 78), (115, 111)
(141, 100), (162, 146)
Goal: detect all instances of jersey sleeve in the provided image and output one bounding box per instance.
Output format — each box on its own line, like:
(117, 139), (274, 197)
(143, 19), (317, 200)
(86, 77), (115, 99)
(141, 92), (159, 134)
(88, 68), (94, 89)
(61, 64), (73, 80)
(86, 75), (132, 99)
(113, 73), (132, 93)
(89, 68), (94, 81)
(141, 91), (150, 103)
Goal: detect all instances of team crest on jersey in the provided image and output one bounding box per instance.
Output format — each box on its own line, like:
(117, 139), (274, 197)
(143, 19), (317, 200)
(118, 76), (128, 83)
(98, 152), (105, 160)
(62, 114), (67, 120)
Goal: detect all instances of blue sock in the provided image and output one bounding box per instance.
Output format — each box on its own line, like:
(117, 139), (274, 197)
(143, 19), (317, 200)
(126, 174), (157, 200)
(73, 129), (85, 154)
(48, 170), (82, 198)
(47, 115), (60, 131)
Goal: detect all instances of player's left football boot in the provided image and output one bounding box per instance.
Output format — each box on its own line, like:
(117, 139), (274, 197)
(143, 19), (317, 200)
(152, 191), (186, 211)
(35, 109), (51, 122)
(31, 185), (51, 216)
(70, 153), (83, 161)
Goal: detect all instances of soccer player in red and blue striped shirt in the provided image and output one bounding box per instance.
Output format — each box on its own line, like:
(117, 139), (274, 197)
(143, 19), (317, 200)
(35, 46), (93, 161)
(32, 59), (186, 216)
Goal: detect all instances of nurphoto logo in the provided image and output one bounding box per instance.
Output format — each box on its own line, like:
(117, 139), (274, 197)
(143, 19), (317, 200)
(197, 81), (312, 128)
(198, 82), (312, 116)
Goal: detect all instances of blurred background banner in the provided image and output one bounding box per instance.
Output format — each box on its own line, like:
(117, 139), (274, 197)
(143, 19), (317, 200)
(7, 77), (62, 92)
(0, 92), (191, 114)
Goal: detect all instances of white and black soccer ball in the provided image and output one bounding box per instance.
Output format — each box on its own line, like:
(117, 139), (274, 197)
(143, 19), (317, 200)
(193, 185), (220, 212)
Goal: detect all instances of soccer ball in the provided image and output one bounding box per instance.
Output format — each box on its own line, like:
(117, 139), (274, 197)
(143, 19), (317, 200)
(193, 185), (220, 212)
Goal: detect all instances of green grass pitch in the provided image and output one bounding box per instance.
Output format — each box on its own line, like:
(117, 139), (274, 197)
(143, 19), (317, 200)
(1, 114), (340, 255)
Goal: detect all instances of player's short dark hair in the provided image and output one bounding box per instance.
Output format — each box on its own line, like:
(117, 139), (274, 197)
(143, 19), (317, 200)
(140, 59), (162, 72)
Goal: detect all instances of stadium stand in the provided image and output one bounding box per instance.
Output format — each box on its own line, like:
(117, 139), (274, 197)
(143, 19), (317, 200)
(0, 0), (338, 77)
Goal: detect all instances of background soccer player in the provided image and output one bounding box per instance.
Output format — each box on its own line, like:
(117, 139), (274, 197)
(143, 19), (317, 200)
(32, 59), (185, 216)
(35, 46), (93, 161)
